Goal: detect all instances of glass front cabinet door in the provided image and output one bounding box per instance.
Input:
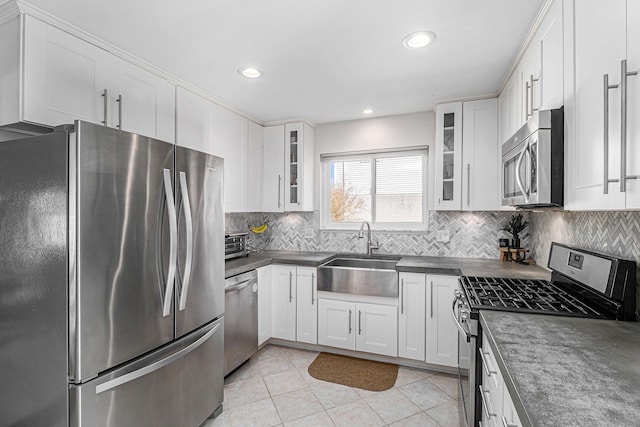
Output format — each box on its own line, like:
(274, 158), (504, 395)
(284, 122), (314, 211)
(434, 102), (462, 210)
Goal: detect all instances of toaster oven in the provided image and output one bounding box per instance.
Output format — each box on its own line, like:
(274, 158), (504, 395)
(225, 232), (249, 259)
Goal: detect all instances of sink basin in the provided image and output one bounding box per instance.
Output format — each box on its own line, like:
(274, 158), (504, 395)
(317, 256), (399, 297)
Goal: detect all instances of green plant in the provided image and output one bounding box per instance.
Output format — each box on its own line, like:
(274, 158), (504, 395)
(501, 213), (528, 240)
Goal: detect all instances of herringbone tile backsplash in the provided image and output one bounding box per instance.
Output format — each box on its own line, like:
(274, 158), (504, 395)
(226, 211), (530, 259)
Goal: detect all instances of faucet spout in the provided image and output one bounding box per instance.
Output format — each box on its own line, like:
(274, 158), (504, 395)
(358, 221), (378, 255)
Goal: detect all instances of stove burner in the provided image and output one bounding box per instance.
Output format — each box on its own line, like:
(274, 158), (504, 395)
(461, 276), (604, 317)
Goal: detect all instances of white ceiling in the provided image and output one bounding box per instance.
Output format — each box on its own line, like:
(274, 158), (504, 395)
(22, 0), (544, 124)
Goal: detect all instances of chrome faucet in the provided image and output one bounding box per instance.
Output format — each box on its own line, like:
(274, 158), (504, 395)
(358, 221), (379, 255)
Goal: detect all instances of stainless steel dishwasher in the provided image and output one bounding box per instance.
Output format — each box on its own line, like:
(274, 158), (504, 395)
(223, 270), (258, 376)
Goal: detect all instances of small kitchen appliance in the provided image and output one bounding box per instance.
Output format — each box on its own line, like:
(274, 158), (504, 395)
(453, 242), (636, 427)
(225, 231), (249, 259)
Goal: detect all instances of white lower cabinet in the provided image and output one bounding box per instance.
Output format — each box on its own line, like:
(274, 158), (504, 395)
(398, 273), (426, 360)
(296, 267), (318, 344)
(271, 265), (297, 341)
(318, 297), (398, 357)
(480, 334), (523, 427)
(257, 266), (272, 346)
(425, 275), (459, 367)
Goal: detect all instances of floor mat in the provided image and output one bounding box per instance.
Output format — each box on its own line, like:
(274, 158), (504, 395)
(307, 352), (399, 391)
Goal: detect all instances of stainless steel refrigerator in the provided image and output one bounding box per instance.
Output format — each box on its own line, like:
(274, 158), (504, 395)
(0, 121), (225, 426)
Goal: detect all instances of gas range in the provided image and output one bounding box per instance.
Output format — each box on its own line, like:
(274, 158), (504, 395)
(454, 242), (637, 427)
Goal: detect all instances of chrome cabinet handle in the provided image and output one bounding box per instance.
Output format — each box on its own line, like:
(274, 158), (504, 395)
(479, 385), (497, 419)
(358, 310), (362, 335)
(162, 168), (177, 317)
(502, 416), (518, 427)
(117, 94), (123, 129)
(311, 273), (315, 305)
(430, 281), (434, 318)
(530, 74), (539, 113)
(178, 172), (193, 311)
(400, 278), (404, 314)
(466, 163), (471, 207)
(603, 73), (620, 194)
(348, 309), (352, 334)
(278, 175), (282, 208)
(479, 347), (497, 377)
(525, 80), (530, 119)
(289, 271), (293, 302)
(101, 89), (108, 125)
(515, 141), (529, 203)
(96, 323), (220, 394)
(620, 59), (638, 193)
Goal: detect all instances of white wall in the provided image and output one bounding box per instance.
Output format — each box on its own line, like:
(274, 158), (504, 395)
(313, 111), (436, 209)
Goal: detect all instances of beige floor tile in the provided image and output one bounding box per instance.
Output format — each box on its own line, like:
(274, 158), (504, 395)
(272, 387), (324, 422)
(355, 387), (380, 399)
(310, 380), (360, 410)
(224, 359), (261, 385)
(397, 378), (453, 411)
(255, 344), (291, 361)
(286, 348), (320, 369)
(257, 355), (297, 377)
(427, 373), (459, 399)
(200, 410), (232, 427)
(264, 369), (307, 396)
(425, 400), (461, 427)
(297, 366), (325, 386)
(326, 399), (385, 427)
(393, 366), (431, 387)
(364, 389), (422, 424)
(227, 398), (282, 427)
(283, 411), (336, 427)
(389, 411), (440, 427)
(223, 377), (270, 409)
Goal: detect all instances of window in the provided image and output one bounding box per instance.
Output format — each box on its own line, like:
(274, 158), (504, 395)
(321, 148), (428, 230)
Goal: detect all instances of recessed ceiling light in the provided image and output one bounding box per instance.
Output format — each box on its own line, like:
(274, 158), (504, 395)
(362, 109), (373, 114)
(402, 31), (436, 49)
(238, 67), (262, 79)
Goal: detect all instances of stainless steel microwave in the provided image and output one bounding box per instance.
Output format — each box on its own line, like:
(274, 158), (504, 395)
(501, 107), (564, 208)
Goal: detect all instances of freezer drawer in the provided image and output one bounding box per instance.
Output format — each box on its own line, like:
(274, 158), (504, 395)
(70, 318), (224, 427)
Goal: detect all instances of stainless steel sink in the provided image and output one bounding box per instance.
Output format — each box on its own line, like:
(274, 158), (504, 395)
(317, 256), (400, 297)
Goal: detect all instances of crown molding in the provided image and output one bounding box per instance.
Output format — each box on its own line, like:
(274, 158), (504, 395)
(262, 118), (316, 128)
(434, 91), (500, 107)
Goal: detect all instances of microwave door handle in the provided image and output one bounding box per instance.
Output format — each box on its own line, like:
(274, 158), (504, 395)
(515, 142), (529, 204)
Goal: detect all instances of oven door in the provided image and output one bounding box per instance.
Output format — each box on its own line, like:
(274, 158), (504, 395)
(452, 291), (476, 427)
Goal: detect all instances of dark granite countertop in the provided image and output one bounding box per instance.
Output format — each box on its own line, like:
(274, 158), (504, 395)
(225, 250), (551, 280)
(480, 311), (640, 427)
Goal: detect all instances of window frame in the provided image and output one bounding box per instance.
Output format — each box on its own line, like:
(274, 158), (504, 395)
(320, 146), (429, 231)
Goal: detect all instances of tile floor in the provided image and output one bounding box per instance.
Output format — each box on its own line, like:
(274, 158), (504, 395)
(201, 344), (461, 427)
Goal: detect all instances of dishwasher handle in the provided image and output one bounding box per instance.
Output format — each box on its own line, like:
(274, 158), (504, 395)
(225, 278), (256, 293)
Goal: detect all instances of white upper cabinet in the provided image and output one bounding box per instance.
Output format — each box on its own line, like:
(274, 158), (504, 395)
(262, 125), (286, 212)
(517, 40), (540, 126)
(246, 121), (265, 212)
(498, 71), (519, 146)
(564, 0), (632, 209)
(462, 99), (499, 211)
(5, 15), (175, 141)
(434, 102), (463, 210)
(175, 86), (250, 212)
(284, 122), (314, 211)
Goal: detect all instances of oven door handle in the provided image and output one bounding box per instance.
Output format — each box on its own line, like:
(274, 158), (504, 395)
(451, 297), (471, 342)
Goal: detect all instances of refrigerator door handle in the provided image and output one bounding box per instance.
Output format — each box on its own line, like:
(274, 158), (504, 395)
(178, 171), (194, 311)
(162, 168), (177, 317)
(95, 322), (221, 394)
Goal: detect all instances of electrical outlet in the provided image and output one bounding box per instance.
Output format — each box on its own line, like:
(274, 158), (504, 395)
(437, 229), (450, 243)
(304, 227), (315, 239)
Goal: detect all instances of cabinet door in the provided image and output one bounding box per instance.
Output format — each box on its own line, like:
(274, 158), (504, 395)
(23, 15), (108, 127)
(110, 59), (175, 142)
(498, 72), (517, 145)
(517, 41), (540, 126)
(271, 265), (297, 341)
(565, 0), (626, 209)
(502, 385), (523, 427)
(538, 0), (564, 110)
(398, 273), (426, 361)
(425, 275), (458, 367)
(356, 302), (398, 357)
(175, 87), (214, 153)
(210, 103), (248, 212)
(262, 125), (285, 212)
(257, 266), (272, 346)
(247, 121), (264, 212)
(434, 102), (463, 210)
(318, 299), (355, 350)
(284, 122), (304, 211)
(624, 1), (640, 208)
(462, 99), (499, 211)
(481, 335), (503, 426)
(296, 267), (318, 344)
